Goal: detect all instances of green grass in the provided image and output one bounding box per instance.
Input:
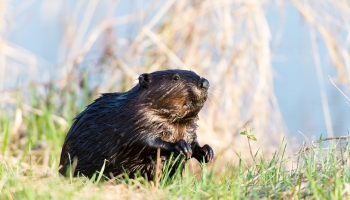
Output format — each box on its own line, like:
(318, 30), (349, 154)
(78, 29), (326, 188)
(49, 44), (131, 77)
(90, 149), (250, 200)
(1, 80), (350, 199)
(1, 137), (350, 199)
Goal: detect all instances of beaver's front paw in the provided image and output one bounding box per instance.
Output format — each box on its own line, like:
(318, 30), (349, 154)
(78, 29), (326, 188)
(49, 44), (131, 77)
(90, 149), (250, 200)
(174, 139), (192, 160)
(196, 144), (214, 163)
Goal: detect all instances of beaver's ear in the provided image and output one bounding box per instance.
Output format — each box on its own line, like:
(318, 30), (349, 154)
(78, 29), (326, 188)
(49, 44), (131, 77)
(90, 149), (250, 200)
(138, 73), (152, 89)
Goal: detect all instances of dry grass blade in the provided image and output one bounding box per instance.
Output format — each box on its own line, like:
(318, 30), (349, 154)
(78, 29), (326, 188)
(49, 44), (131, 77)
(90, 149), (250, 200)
(328, 75), (350, 103)
(309, 27), (334, 137)
(155, 148), (161, 189)
(70, 156), (78, 182)
(243, 135), (350, 186)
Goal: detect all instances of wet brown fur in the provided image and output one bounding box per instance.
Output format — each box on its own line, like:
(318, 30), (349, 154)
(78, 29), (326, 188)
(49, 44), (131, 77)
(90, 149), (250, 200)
(59, 69), (214, 180)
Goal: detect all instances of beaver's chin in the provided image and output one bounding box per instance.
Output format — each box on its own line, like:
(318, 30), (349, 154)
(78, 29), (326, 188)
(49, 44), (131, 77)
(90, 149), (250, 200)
(175, 100), (205, 123)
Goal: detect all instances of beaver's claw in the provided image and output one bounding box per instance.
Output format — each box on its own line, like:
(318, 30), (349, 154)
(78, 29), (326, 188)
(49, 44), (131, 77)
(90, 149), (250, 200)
(174, 139), (192, 160)
(201, 144), (214, 163)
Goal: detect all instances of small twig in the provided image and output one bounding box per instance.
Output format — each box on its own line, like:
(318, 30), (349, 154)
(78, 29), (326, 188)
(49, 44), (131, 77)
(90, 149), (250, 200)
(109, 172), (116, 184)
(245, 121), (255, 164)
(70, 156), (78, 182)
(313, 135), (350, 143)
(328, 75), (350, 103)
(155, 148), (161, 189)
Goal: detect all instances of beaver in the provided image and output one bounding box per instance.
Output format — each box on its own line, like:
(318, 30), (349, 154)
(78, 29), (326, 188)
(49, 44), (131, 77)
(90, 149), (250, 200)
(59, 69), (214, 180)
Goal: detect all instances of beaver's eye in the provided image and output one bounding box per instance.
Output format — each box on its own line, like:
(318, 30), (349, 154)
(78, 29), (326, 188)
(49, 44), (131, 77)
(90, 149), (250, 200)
(173, 75), (180, 81)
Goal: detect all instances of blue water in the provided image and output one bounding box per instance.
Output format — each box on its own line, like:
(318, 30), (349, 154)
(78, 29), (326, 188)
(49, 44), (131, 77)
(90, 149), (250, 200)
(269, 4), (350, 140)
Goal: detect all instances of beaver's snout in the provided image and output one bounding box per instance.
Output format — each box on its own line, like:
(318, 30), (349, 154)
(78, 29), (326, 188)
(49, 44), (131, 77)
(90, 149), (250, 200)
(200, 78), (210, 90)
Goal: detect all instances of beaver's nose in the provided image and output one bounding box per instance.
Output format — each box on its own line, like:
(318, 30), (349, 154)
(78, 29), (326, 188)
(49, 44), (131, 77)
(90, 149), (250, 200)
(200, 78), (210, 90)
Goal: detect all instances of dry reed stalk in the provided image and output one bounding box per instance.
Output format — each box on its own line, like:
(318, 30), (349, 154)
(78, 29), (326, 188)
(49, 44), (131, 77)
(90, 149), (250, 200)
(290, 0), (350, 85)
(155, 148), (161, 189)
(328, 75), (350, 103)
(309, 28), (334, 137)
(69, 156), (78, 182)
(2, 0), (350, 167)
(0, 0), (287, 164)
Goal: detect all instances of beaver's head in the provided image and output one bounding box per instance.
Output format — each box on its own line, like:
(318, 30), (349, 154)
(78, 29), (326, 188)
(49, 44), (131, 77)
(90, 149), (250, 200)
(137, 69), (209, 123)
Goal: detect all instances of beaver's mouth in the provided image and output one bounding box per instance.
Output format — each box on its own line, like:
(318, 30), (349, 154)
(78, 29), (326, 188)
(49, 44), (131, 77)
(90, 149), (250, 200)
(161, 84), (208, 123)
(187, 99), (205, 110)
(179, 95), (207, 121)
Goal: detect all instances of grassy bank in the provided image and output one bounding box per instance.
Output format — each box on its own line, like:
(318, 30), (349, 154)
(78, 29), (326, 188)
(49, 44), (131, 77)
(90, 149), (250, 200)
(1, 117), (350, 199)
(2, 0), (350, 199)
(1, 140), (350, 199)
(0, 81), (350, 199)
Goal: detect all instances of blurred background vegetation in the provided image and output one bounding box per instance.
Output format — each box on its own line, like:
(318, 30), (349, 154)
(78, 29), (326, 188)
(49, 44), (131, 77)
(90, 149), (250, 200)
(1, 0), (350, 170)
